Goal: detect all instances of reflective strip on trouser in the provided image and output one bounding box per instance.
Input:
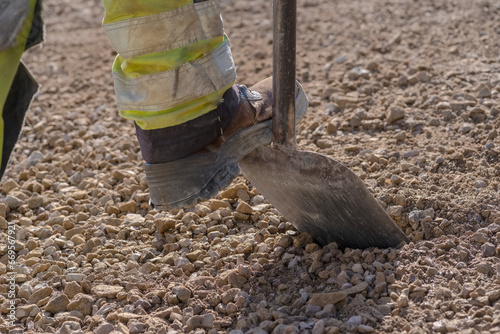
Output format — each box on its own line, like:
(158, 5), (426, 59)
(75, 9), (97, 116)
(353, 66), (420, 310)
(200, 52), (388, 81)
(102, 0), (236, 130)
(104, 0), (224, 59)
(0, 0), (39, 178)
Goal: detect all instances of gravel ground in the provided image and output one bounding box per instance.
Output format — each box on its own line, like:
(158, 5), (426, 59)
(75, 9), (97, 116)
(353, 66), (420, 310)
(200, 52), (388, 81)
(1, 0), (499, 333)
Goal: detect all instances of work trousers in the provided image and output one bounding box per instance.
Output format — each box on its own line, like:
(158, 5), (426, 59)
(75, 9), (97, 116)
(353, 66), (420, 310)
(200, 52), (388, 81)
(0, 0), (237, 178)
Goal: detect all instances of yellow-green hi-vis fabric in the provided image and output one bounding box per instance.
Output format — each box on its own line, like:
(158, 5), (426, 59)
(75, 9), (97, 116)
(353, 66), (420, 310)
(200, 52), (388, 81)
(0, 0), (37, 174)
(102, 0), (237, 130)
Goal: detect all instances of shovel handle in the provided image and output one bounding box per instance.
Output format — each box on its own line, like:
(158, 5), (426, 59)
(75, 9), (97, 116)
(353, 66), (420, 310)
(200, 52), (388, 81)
(273, 0), (296, 147)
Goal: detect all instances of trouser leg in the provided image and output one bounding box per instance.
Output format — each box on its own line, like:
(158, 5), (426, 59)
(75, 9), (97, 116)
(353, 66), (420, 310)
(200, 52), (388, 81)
(0, 0), (43, 180)
(101, 0), (238, 163)
(135, 85), (239, 163)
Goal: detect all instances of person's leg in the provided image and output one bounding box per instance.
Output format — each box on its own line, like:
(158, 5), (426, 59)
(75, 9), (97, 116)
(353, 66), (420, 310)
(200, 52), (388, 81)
(101, 0), (237, 153)
(101, 0), (309, 209)
(0, 0), (43, 180)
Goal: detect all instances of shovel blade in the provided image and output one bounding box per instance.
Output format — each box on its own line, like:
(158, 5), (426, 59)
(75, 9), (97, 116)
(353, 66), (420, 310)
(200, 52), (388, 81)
(239, 146), (409, 249)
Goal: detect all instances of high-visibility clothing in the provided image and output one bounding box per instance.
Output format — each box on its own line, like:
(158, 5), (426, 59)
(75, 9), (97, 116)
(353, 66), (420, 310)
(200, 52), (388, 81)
(0, 0), (40, 178)
(101, 0), (236, 130)
(0, 0), (234, 180)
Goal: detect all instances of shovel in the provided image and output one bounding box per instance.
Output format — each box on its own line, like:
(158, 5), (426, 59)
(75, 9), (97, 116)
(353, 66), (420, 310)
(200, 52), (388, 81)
(238, 0), (409, 249)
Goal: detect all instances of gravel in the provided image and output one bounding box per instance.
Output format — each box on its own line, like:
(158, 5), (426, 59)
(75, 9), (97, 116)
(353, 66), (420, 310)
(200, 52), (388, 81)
(0, 0), (499, 333)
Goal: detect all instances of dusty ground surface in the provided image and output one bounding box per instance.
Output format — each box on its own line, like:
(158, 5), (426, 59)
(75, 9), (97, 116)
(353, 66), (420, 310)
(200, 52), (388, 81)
(1, 0), (499, 333)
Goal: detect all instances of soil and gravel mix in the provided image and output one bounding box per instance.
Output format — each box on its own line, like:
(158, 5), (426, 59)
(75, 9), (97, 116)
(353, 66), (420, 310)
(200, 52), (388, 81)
(1, 0), (499, 333)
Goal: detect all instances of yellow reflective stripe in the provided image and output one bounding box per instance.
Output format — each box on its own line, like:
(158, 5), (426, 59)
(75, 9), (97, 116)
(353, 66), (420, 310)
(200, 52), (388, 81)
(102, 0), (192, 24)
(103, 0), (236, 129)
(104, 0), (223, 59)
(113, 36), (225, 79)
(0, 0), (37, 170)
(113, 41), (235, 112)
(121, 81), (234, 130)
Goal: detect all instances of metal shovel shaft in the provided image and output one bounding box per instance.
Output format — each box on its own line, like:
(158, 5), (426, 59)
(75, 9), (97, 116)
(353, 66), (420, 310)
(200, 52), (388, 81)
(240, 1), (409, 249)
(273, 0), (297, 147)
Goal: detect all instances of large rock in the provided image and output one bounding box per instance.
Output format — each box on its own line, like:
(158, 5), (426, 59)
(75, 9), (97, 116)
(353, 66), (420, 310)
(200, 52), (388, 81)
(236, 201), (252, 215)
(343, 282), (369, 296)
(185, 314), (214, 330)
(173, 286), (191, 303)
(55, 321), (84, 334)
(92, 285), (123, 299)
(67, 293), (95, 315)
(95, 322), (114, 334)
(308, 291), (347, 307)
(5, 195), (22, 209)
(154, 218), (176, 233)
(64, 282), (83, 299)
(129, 322), (147, 333)
(221, 288), (240, 305)
(45, 294), (70, 314)
(386, 106), (405, 123)
(28, 285), (53, 304)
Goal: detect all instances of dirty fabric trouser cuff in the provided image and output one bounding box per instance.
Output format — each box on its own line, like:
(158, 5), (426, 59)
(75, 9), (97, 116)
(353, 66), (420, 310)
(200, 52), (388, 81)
(135, 84), (239, 164)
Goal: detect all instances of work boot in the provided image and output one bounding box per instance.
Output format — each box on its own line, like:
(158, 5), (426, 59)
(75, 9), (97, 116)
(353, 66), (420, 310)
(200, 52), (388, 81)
(142, 77), (308, 210)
